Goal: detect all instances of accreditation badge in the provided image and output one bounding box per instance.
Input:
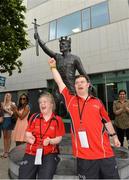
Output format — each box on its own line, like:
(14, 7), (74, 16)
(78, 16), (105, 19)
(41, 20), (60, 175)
(78, 130), (89, 148)
(34, 148), (43, 165)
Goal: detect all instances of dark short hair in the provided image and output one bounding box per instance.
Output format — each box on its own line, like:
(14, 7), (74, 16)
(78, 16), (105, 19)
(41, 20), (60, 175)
(75, 75), (90, 83)
(118, 89), (126, 95)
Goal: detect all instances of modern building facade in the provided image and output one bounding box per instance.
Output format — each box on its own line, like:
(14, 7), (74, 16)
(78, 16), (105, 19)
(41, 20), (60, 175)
(0, 0), (129, 118)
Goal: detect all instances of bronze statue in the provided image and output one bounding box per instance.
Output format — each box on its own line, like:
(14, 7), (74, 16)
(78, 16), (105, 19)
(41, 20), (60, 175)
(34, 34), (90, 93)
(34, 32), (93, 115)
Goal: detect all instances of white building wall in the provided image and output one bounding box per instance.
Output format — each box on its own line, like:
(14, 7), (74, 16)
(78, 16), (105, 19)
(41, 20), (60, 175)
(26, 0), (106, 29)
(109, 0), (129, 22)
(1, 0), (129, 92)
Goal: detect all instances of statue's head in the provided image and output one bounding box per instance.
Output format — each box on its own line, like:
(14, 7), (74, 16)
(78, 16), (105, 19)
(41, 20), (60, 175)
(59, 36), (71, 53)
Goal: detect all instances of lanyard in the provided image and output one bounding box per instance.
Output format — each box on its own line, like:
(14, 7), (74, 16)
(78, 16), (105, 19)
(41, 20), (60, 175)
(39, 116), (56, 143)
(77, 95), (89, 125)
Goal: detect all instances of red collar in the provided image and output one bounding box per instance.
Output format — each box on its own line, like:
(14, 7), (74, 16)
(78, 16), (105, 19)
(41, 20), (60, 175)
(39, 112), (56, 121)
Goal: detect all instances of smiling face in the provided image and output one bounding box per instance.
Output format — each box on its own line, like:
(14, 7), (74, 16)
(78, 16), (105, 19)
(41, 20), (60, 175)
(75, 76), (90, 96)
(39, 95), (55, 115)
(119, 90), (126, 101)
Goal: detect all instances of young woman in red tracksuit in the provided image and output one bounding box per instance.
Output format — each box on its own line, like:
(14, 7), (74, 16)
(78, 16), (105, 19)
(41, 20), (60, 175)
(19, 92), (65, 179)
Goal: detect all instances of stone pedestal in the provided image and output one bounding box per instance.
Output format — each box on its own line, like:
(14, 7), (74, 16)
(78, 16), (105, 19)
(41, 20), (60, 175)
(113, 146), (129, 179)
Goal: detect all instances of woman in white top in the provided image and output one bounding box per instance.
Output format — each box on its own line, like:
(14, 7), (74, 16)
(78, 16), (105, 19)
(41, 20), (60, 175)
(1, 93), (15, 158)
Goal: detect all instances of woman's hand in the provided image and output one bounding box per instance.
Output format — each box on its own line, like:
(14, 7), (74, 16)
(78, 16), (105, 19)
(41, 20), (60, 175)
(43, 137), (50, 146)
(10, 104), (17, 112)
(25, 132), (35, 144)
(43, 136), (62, 146)
(3, 104), (13, 115)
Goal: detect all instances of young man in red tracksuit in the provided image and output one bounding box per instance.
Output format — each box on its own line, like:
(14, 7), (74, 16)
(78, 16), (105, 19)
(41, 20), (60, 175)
(48, 58), (121, 179)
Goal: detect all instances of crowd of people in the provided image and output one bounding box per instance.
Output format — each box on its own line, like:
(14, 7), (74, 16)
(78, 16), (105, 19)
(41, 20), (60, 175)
(0, 57), (129, 179)
(0, 93), (30, 157)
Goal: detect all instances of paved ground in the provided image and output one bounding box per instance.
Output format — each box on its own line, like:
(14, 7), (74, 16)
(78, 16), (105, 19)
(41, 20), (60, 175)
(0, 134), (15, 179)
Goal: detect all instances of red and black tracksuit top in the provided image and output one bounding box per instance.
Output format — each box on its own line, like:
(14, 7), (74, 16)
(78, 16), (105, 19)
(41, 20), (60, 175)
(25, 113), (65, 156)
(62, 87), (114, 160)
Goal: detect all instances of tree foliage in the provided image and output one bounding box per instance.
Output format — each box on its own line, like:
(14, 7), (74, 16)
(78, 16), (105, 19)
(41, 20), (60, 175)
(0, 0), (29, 75)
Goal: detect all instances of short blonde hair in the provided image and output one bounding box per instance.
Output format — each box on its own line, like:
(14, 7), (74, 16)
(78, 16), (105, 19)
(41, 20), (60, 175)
(38, 92), (56, 112)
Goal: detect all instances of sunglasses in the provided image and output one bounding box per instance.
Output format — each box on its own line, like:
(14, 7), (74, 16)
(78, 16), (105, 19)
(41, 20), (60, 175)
(20, 97), (26, 100)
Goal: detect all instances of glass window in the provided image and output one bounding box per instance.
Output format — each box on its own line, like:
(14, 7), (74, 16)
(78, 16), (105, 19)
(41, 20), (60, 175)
(82, 8), (90, 30)
(57, 11), (81, 38)
(49, 20), (56, 40)
(91, 1), (109, 28)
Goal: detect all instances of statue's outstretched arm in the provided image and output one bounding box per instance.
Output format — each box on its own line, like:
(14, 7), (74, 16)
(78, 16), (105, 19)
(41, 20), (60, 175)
(34, 33), (56, 58)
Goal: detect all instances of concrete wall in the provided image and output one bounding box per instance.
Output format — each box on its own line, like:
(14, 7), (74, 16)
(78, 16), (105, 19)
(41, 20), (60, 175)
(1, 0), (129, 92)
(109, 0), (129, 22)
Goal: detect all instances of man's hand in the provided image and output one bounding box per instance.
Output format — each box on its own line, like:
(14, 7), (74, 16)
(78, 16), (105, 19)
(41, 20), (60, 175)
(48, 58), (56, 68)
(112, 135), (121, 147)
(25, 132), (35, 144)
(48, 57), (66, 92)
(124, 105), (129, 113)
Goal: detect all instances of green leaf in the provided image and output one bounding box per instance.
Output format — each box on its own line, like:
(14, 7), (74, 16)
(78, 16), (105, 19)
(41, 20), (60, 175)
(0, 0), (29, 75)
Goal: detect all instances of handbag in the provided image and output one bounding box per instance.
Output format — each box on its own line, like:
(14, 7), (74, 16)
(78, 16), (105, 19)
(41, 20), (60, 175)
(0, 116), (3, 123)
(0, 109), (4, 123)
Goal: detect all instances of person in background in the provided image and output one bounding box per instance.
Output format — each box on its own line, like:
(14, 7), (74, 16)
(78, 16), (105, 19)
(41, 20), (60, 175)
(0, 93), (14, 158)
(48, 58), (121, 179)
(11, 94), (30, 146)
(113, 89), (129, 148)
(19, 92), (65, 179)
(0, 102), (4, 138)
